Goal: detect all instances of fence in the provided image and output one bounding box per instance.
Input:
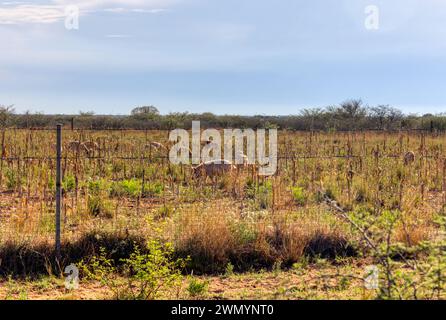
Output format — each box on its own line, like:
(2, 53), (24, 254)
(0, 126), (445, 255)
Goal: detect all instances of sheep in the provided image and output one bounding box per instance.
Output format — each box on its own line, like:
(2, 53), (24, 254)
(404, 151), (415, 166)
(147, 141), (167, 151)
(82, 141), (99, 151)
(66, 141), (89, 154)
(193, 159), (236, 179)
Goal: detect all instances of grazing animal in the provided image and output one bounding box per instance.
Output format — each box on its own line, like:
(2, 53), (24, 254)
(193, 160), (236, 178)
(66, 141), (89, 154)
(82, 141), (99, 151)
(404, 151), (415, 165)
(147, 141), (167, 151)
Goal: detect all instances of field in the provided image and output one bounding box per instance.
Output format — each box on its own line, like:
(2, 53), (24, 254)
(1, 128), (446, 300)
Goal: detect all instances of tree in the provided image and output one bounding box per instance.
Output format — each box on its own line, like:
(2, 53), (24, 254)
(338, 99), (367, 119)
(162, 112), (189, 130)
(0, 104), (15, 128)
(300, 108), (325, 130)
(328, 99), (368, 130)
(79, 111), (95, 116)
(370, 105), (403, 130)
(300, 108), (325, 118)
(131, 106), (160, 118)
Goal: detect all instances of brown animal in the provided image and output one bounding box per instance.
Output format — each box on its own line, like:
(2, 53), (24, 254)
(193, 160), (236, 178)
(147, 141), (167, 151)
(66, 141), (89, 154)
(82, 141), (99, 151)
(404, 151), (415, 165)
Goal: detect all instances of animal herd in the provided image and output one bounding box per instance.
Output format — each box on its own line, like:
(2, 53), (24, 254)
(63, 139), (417, 178)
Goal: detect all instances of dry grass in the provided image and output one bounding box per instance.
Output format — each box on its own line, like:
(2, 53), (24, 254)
(1, 129), (446, 299)
(0, 231), (145, 278)
(173, 202), (356, 274)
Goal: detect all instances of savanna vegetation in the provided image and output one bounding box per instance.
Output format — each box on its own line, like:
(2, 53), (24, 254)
(1, 125), (446, 300)
(3, 100), (446, 132)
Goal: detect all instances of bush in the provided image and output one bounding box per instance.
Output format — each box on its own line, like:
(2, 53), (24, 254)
(87, 179), (110, 195)
(62, 174), (76, 193)
(187, 278), (208, 299)
(109, 179), (163, 198)
(110, 179), (141, 198)
(80, 240), (187, 300)
(175, 208), (355, 274)
(5, 169), (21, 190)
(87, 195), (112, 218)
(291, 186), (307, 206)
(142, 182), (164, 198)
(246, 180), (273, 209)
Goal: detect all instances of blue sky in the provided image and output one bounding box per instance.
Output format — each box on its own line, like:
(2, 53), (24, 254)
(0, 0), (445, 115)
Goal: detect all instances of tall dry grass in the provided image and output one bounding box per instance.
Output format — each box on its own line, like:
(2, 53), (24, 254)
(172, 202), (356, 274)
(0, 129), (445, 278)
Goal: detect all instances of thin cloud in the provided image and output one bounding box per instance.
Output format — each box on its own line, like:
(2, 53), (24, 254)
(2, 1), (29, 5)
(130, 8), (166, 13)
(0, 0), (174, 24)
(0, 5), (65, 24)
(53, 0), (176, 10)
(103, 7), (166, 14)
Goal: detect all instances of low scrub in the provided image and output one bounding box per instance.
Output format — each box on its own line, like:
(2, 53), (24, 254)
(174, 209), (357, 274)
(80, 240), (187, 300)
(0, 232), (145, 278)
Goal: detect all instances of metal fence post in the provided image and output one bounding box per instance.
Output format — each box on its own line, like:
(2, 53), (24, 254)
(56, 124), (62, 260)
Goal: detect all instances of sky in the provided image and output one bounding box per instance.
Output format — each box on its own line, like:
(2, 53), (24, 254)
(0, 0), (446, 115)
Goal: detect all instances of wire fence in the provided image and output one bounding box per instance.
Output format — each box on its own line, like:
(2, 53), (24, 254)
(5, 126), (446, 133)
(1, 126), (446, 250)
(0, 154), (443, 161)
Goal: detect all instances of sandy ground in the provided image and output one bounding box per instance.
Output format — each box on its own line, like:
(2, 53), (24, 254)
(0, 259), (377, 300)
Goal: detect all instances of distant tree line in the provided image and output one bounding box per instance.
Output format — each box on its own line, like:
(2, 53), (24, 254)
(1, 100), (446, 131)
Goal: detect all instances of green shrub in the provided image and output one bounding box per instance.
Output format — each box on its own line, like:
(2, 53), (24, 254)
(62, 174), (76, 193)
(291, 186), (307, 206)
(142, 182), (164, 198)
(87, 179), (109, 195)
(47, 176), (54, 190)
(187, 278), (208, 299)
(109, 179), (163, 198)
(110, 179), (141, 198)
(245, 180), (273, 209)
(87, 195), (112, 218)
(230, 222), (257, 245)
(257, 183), (272, 209)
(80, 240), (188, 300)
(5, 169), (21, 190)
(225, 262), (234, 277)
